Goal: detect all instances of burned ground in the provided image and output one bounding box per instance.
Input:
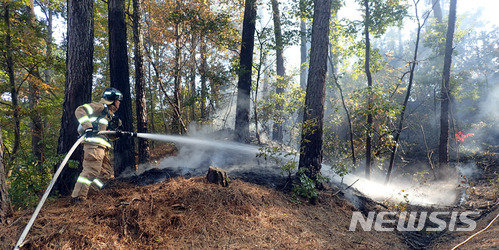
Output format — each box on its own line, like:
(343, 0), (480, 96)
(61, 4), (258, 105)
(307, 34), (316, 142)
(0, 144), (497, 249)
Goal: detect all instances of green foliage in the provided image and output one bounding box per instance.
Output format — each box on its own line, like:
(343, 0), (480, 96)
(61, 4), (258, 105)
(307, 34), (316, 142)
(322, 127), (356, 176)
(8, 155), (78, 208)
(257, 145), (298, 178)
(292, 168), (319, 201)
(382, 189), (410, 211)
(353, 0), (408, 36)
(292, 168), (330, 202)
(257, 79), (305, 143)
(413, 171), (430, 185)
(350, 83), (400, 159)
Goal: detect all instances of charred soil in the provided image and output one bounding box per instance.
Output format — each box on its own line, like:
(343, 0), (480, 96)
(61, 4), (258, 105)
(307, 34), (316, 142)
(1, 144), (497, 249)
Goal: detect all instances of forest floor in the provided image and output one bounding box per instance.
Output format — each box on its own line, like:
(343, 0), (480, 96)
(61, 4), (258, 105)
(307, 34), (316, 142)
(0, 142), (498, 249)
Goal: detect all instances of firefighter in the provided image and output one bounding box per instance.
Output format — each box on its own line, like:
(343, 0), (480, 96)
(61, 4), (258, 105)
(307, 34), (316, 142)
(71, 87), (123, 203)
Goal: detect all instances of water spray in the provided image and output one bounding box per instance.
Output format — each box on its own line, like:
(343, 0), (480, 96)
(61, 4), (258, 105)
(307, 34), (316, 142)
(15, 130), (263, 248)
(99, 130), (261, 154)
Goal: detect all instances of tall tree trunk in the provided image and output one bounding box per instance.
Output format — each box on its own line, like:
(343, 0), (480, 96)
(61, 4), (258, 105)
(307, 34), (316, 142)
(147, 59), (156, 148)
(172, 5), (184, 135)
(4, 2), (20, 159)
(438, 0), (457, 171)
(300, 18), (308, 90)
(328, 55), (356, 166)
(0, 126), (13, 224)
(189, 35), (197, 122)
(44, 3), (53, 87)
(253, 29), (267, 144)
(27, 0), (44, 162)
(298, 0), (308, 125)
(109, 0), (134, 176)
(234, 0), (257, 143)
(200, 37), (208, 120)
(29, 72), (44, 162)
(54, 0), (93, 196)
(133, 0), (150, 164)
(431, 0), (442, 22)
(298, 0), (331, 182)
(364, 0), (373, 180)
(386, 1), (426, 184)
(271, 0), (284, 142)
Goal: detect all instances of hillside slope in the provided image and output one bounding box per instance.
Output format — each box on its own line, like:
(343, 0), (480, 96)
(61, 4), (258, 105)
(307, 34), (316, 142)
(2, 177), (408, 249)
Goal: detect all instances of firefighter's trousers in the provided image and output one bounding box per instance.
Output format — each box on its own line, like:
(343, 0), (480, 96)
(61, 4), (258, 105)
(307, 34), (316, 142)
(71, 144), (114, 200)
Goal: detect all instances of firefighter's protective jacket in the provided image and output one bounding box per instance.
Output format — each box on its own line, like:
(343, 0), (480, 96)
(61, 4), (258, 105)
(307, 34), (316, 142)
(75, 100), (118, 148)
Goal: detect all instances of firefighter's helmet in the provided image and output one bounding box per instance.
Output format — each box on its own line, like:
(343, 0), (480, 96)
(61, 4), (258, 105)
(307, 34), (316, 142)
(101, 87), (123, 104)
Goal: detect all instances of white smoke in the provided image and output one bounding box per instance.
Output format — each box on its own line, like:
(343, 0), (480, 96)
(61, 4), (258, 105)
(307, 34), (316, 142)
(479, 84), (499, 121)
(323, 166), (467, 207)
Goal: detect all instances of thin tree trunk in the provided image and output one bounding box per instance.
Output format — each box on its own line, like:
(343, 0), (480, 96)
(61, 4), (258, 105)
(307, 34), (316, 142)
(234, 0), (257, 143)
(0, 126), (13, 223)
(147, 59), (155, 148)
(133, 0), (150, 164)
(4, 3), (20, 159)
(189, 35), (197, 122)
(169, 1), (185, 135)
(54, 0), (93, 196)
(298, 0), (308, 125)
(328, 56), (356, 166)
(364, 0), (373, 180)
(172, 10), (184, 135)
(298, 0), (331, 183)
(271, 0), (284, 142)
(253, 29), (267, 144)
(438, 0), (457, 171)
(386, 1), (428, 184)
(27, 0), (44, 162)
(300, 18), (308, 90)
(200, 37), (207, 120)
(45, 3), (53, 87)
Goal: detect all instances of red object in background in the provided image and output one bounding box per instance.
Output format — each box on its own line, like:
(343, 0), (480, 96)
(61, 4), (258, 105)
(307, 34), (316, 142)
(455, 131), (474, 141)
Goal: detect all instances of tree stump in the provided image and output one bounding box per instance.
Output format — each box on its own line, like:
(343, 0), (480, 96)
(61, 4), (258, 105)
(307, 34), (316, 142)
(206, 166), (230, 187)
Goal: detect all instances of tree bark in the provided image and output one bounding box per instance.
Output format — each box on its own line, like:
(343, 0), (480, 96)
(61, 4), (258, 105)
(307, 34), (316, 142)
(364, 0), (373, 180)
(0, 126), (13, 224)
(298, 0), (308, 125)
(54, 0), (93, 196)
(27, 0), (45, 162)
(189, 35), (197, 122)
(271, 0), (285, 142)
(386, 1), (427, 184)
(298, 0), (331, 182)
(328, 56), (356, 166)
(171, 1), (185, 135)
(133, 0), (150, 164)
(438, 0), (457, 170)
(200, 37), (208, 120)
(234, 0), (257, 143)
(4, 2), (20, 159)
(109, 0), (135, 176)
(206, 166), (230, 187)
(300, 18), (308, 90)
(431, 0), (442, 22)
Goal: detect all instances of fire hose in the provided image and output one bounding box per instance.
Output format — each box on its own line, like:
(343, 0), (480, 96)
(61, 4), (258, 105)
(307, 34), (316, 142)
(14, 130), (135, 249)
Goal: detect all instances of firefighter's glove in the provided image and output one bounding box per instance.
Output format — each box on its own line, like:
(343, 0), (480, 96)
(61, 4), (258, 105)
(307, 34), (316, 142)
(115, 129), (123, 137)
(84, 128), (96, 138)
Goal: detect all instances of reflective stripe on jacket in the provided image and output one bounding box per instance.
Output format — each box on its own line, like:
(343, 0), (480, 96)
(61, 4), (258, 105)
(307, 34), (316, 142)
(75, 102), (114, 148)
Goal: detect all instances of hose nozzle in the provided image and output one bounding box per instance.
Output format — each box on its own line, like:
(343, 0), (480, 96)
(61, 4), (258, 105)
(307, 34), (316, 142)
(116, 130), (137, 137)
